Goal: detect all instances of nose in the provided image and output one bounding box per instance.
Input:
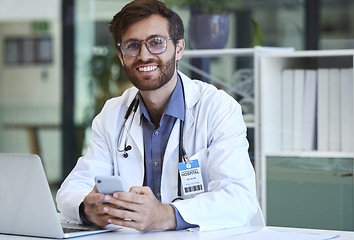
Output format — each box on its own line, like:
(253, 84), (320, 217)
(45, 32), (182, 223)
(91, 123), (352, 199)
(137, 42), (153, 60)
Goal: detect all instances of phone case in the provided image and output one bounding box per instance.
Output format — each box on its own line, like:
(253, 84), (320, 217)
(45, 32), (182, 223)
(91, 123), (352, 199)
(94, 176), (124, 194)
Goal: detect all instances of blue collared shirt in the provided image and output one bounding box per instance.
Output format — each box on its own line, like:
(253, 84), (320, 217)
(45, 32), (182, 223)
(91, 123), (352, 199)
(139, 76), (197, 230)
(139, 77), (184, 200)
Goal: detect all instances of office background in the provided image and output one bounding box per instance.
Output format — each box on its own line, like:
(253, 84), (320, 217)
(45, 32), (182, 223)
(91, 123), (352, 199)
(0, 0), (353, 231)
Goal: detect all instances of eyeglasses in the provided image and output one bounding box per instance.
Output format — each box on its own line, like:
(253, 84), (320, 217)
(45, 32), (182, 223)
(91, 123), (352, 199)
(117, 35), (172, 58)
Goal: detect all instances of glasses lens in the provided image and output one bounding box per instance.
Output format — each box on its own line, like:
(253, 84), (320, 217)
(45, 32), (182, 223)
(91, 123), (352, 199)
(119, 36), (169, 57)
(146, 36), (167, 54)
(121, 41), (141, 57)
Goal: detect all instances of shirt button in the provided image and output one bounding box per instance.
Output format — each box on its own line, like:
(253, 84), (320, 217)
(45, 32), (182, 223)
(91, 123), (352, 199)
(154, 161), (159, 167)
(154, 131), (159, 136)
(157, 192), (161, 197)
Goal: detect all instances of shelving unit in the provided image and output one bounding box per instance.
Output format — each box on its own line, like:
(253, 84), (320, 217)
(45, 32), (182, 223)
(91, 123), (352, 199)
(182, 46), (293, 200)
(259, 49), (354, 230)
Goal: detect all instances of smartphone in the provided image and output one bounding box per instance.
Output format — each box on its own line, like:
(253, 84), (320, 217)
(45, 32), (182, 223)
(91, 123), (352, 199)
(94, 175), (125, 195)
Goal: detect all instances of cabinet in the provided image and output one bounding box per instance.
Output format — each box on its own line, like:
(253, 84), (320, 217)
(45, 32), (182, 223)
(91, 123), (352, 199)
(259, 50), (354, 230)
(182, 47), (293, 198)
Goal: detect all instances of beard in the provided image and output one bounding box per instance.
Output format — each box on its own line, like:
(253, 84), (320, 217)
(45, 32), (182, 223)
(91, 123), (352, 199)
(123, 53), (176, 91)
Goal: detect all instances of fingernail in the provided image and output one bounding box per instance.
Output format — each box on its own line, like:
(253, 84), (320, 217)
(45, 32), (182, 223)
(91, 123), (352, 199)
(104, 207), (109, 213)
(113, 193), (118, 198)
(105, 195), (111, 201)
(108, 218), (112, 224)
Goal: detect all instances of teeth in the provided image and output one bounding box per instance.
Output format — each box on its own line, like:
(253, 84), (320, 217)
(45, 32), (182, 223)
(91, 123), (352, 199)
(138, 66), (157, 72)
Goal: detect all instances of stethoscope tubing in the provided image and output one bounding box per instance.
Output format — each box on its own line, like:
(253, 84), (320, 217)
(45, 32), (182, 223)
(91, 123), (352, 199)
(117, 93), (140, 157)
(116, 91), (186, 199)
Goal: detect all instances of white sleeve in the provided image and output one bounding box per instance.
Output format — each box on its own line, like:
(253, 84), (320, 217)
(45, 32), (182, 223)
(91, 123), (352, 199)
(56, 105), (115, 222)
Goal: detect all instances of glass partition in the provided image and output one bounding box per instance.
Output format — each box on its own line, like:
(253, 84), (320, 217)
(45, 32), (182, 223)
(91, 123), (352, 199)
(0, 0), (62, 184)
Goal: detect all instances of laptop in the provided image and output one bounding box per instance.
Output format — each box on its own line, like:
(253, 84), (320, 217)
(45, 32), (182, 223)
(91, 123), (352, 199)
(0, 153), (120, 238)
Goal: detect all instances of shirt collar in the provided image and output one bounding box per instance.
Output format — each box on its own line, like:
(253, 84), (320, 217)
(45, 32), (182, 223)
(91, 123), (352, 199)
(139, 75), (185, 124)
(164, 75), (185, 121)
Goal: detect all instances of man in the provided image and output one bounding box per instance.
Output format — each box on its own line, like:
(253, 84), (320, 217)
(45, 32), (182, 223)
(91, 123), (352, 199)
(56, 0), (258, 232)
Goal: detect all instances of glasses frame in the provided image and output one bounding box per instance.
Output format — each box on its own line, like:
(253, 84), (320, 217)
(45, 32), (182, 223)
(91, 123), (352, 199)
(117, 35), (172, 58)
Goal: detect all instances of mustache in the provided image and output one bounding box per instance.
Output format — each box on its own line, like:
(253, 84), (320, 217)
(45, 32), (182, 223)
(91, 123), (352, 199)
(132, 59), (160, 68)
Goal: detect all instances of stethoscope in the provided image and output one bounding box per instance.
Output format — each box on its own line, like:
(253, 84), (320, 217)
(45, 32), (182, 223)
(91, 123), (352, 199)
(116, 91), (188, 200)
(116, 92), (140, 158)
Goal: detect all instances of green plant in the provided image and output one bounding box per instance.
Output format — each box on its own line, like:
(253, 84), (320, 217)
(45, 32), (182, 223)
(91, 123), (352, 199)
(164, 0), (242, 15)
(85, 45), (130, 127)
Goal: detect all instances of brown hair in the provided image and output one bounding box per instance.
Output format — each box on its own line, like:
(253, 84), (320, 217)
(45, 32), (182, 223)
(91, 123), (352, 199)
(109, 0), (184, 49)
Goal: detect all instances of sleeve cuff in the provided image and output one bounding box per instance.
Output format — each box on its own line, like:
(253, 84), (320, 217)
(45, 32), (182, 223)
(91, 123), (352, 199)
(79, 202), (96, 226)
(171, 204), (198, 230)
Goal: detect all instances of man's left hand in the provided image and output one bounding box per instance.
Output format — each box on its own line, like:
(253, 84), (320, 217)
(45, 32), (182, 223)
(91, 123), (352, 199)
(102, 186), (177, 232)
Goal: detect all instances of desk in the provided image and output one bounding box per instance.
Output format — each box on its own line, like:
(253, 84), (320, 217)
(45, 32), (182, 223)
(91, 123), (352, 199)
(0, 226), (353, 240)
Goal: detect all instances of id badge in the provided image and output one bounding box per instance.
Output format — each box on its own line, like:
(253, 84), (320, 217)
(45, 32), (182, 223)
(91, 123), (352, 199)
(178, 159), (204, 196)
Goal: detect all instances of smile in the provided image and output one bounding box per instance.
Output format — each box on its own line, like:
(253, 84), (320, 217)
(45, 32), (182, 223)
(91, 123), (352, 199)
(138, 65), (158, 72)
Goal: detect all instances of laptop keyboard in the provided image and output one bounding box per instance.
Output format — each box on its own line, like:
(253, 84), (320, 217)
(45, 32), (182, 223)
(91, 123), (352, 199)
(63, 227), (93, 233)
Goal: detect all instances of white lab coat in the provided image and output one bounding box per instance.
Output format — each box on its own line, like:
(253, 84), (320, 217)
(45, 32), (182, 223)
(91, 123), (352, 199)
(56, 71), (258, 231)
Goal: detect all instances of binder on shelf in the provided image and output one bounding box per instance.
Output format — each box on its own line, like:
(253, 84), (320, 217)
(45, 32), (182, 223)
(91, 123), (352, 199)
(281, 69), (294, 151)
(317, 69), (329, 151)
(301, 69), (317, 151)
(328, 68), (341, 151)
(293, 69), (305, 151)
(340, 68), (353, 152)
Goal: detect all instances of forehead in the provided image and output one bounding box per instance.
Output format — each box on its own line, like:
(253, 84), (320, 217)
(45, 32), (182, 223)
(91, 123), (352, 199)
(122, 14), (169, 41)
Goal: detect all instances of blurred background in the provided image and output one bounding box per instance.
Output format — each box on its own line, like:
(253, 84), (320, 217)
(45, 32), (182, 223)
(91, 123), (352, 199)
(0, 0), (353, 230)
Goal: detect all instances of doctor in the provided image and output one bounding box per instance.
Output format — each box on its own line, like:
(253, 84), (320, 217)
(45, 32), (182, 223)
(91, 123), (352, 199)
(56, 0), (258, 232)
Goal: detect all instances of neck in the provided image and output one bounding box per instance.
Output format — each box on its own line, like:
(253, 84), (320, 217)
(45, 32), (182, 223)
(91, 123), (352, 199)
(140, 73), (178, 127)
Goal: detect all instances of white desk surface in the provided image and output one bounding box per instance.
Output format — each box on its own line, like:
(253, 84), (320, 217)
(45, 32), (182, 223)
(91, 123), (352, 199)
(0, 226), (353, 240)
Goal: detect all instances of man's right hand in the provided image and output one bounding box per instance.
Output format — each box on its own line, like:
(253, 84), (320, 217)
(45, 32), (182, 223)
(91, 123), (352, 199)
(82, 186), (112, 226)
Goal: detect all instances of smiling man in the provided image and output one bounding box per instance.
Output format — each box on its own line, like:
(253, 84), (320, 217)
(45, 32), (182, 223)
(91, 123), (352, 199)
(56, 0), (259, 232)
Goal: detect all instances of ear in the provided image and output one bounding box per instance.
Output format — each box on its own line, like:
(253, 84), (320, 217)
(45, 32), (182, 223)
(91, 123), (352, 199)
(117, 50), (125, 66)
(175, 39), (185, 61)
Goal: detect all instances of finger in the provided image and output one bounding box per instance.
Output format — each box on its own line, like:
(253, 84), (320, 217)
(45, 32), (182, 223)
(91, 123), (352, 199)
(113, 186), (154, 204)
(104, 207), (153, 232)
(112, 191), (145, 205)
(102, 187), (154, 214)
(104, 206), (139, 222)
(103, 194), (140, 213)
(84, 189), (105, 205)
(84, 203), (112, 227)
(107, 217), (146, 232)
(129, 186), (152, 195)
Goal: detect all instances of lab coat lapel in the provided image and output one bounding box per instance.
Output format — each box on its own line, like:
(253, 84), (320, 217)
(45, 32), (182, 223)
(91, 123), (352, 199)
(163, 120), (180, 161)
(161, 74), (198, 202)
(126, 107), (144, 160)
(164, 72), (198, 162)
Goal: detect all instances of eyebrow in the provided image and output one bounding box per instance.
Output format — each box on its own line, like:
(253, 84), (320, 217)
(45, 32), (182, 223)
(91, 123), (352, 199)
(124, 34), (164, 42)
